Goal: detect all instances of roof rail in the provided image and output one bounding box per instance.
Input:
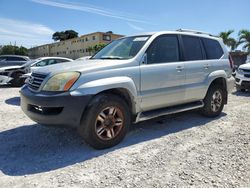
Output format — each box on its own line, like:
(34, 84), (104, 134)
(176, 29), (217, 37)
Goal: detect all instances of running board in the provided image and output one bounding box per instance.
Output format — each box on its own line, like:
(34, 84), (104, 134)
(136, 101), (204, 122)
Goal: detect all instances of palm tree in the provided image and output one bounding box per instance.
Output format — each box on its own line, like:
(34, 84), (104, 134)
(218, 30), (238, 51)
(238, 29), (250, 53)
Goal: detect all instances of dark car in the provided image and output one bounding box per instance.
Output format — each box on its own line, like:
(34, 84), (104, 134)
(0, 55), (30, 68)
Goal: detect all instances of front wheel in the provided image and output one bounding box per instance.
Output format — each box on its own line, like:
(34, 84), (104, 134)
(201, 85), (225, 117)
(78, 94), (130, 149)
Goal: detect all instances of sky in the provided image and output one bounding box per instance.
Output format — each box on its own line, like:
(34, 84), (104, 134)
(0, 0), (249, 48)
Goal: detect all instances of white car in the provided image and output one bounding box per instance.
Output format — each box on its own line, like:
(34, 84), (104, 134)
(0, 57), (73, 86)
(235, 62), (250, 91)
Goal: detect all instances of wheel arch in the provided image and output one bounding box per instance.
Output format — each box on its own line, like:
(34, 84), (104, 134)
(206, 75), (228, 104)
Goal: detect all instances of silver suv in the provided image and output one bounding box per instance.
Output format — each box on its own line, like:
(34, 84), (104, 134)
(20, 30), (235, 149)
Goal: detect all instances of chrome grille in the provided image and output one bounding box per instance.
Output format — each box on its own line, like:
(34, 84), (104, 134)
(28, 73), (47, 91)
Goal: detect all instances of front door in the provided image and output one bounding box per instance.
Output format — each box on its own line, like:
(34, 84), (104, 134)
(140, 34), (186, 111)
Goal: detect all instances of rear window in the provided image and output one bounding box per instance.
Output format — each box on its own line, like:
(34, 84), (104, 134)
(202, 38), (223, 59)
(182, 35), (203, 61)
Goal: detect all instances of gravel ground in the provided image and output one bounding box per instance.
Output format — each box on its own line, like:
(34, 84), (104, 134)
(0, 86), (249, 188)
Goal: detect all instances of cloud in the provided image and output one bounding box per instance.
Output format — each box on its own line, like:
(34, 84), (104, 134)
(127, 22), (144, 31)
(0, 17), (54, 47)
(30, 0), (149, 24)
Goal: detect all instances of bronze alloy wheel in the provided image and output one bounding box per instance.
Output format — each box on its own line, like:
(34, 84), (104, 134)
(95, 106), (124, 141)
(211, 90), (222, 112)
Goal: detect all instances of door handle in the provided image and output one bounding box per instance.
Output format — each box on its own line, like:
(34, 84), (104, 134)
(176, 66), (184, 72)
(204, 64), (210, 69)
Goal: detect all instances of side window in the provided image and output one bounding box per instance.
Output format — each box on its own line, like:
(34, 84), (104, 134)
(47, 59), (57, 65)
(7, 57), (25, 61)
(147, 35), (180, 64)
(0, 57), (6, 61)
(182, 35), (203, 61)
(202, 38), (223, 59)
(36, 60), (48, 67)
(56, 59), (69, 63)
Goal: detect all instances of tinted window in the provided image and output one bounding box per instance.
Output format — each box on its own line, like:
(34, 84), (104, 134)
(202, 38), (223, 59)
(7, 56), (25, 61)
(147, 35), (179, 64)
(56, 59), (70, 63)
(0, 57), (7, 61)
(182, 36), (203, 61)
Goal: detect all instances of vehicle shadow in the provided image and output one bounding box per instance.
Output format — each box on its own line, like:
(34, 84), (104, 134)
(0, 111), (226, 176)
(231, 90), (250, 97)
(0, 84), (12, 88)
(5, 97), (20, 106)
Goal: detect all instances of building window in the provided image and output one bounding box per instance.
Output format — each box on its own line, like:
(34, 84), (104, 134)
(92, 36), (96, 40)
(82, 39), (84, 42)
(85, 37), (88, 42)
(103, 34), (111, 41)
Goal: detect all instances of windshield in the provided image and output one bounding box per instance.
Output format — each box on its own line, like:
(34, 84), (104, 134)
(92, 35), (151, 60)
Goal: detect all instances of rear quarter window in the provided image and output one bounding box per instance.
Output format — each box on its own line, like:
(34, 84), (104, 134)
(202, 38), (223, 59)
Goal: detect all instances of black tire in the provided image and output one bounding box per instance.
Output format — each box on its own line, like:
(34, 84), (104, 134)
(201, 85), (225, 117)
(10, 72), (25, 87)
(78, 94), (131, 149)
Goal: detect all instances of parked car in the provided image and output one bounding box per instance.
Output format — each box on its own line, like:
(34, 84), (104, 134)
(0, 57), (73, 86)
(20, 30), (234, 149)
(0, 55), (30, 68)
(235, 62), (250, 91)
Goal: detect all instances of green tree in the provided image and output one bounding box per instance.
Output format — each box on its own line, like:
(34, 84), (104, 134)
(0, 45), (28, 55)
(87, 46), (94, 55)
(218, 30), (238, 51)
(238, 29), (250, 53)
(93, 43), (106, 53)
(52, 30), (78, 41)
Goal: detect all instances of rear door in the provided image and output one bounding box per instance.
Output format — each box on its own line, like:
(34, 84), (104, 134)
(140, 34), (186, 111)
(180, 35), (209, 102)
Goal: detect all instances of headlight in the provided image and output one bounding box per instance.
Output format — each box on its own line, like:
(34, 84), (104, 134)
(42, 72), (80, 91)
(237, 68), (244, 75)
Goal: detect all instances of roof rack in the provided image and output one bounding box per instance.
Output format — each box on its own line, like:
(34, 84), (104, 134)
(176, 29), (217, 37)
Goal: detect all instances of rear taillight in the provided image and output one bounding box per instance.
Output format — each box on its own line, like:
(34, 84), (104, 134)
(229, 54), (234, 69)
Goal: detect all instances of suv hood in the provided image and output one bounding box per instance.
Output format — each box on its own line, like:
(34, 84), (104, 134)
(34, 59), (132, 75)
(239, 63), (250, 70)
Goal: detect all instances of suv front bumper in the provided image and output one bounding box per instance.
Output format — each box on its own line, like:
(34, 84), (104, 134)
(20, 85), (92, 127)
(235, 72), (250, 89)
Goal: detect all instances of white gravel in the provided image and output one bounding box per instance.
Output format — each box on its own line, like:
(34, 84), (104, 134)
(0, 86), (249, 188)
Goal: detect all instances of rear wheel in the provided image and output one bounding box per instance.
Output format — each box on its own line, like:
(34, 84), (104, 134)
(78, 94), (130, 149)
(201, 85), (225, 117)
